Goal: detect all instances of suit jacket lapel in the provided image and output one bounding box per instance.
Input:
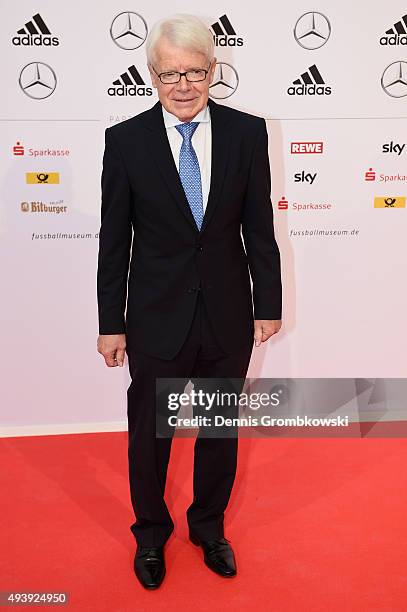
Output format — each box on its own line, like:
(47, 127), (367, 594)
(143, 99), (232, 235)
(201, 98), (232, 234)
(144, 101), (198, 231)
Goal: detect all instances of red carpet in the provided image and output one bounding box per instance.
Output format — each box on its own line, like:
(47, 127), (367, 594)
(1, 432), (406, 611)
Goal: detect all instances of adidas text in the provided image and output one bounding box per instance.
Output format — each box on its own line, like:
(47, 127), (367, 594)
(12, 34), (59, 46)
(108, 85), (153, 96)
(287, 84), (332, 96)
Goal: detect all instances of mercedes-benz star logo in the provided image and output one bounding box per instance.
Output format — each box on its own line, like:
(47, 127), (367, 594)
(19, 62), (57, 99)
(110, 12), (148, 50)
(381, 61), (407, 98)
(209, 63), (239, 99)
(294, 12), (331, 50)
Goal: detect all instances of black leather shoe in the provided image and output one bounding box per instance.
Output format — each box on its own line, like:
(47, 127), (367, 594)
(189, 532), (237, 577)
(134, 545), (165, 589)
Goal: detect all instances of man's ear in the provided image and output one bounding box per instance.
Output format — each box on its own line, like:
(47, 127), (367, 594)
(208, 57), (217, 85)
(147, 63), (158, 88)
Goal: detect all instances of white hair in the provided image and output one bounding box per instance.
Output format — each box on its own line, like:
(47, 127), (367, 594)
(146, 14), (214, 64)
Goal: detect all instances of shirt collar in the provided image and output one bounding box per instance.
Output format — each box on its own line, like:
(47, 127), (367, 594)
(161, 103), (210, 129)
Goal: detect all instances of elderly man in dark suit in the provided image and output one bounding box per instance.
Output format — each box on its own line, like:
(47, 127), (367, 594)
(97, 13), (282, 590)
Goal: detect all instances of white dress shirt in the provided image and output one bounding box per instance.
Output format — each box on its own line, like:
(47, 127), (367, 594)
(162, 104), (212, 212)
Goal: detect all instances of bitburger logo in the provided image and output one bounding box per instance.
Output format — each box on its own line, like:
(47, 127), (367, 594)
(12, 13), (59, 46)
(210, 14), (243, 46)
(380, 14), (407, 46)
(288, 64), (331, 96)
(21, 200), (67, 214)
(108, 65), (153, 96)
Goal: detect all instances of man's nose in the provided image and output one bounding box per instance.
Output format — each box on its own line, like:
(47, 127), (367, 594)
(176, 74), (191, 92)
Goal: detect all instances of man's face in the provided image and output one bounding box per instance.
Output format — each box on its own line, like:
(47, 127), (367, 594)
(148, 37), (216, 122)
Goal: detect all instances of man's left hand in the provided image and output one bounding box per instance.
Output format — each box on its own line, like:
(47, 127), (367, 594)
(254, 319), (282, 347)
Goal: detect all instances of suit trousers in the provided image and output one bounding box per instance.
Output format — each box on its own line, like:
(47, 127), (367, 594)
(125, 293), (253, 547)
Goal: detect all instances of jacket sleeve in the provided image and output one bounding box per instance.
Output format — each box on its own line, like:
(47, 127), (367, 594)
(241, 118), (282, 320)
(97, 127), (133, 335)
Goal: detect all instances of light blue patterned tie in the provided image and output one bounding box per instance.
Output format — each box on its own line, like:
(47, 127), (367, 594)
(175, 122), (204, 230)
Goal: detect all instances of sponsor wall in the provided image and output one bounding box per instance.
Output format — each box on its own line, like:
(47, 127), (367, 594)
(1, 1), (406, 433)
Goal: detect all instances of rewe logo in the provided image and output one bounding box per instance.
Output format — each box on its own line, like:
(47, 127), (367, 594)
(294, 171), (317, 184)
(12, 13), (59, 46)
(382, 141), (405, 155)
(210, 14), (243, 46)
(380, 14), (407, 46)
(288, 65), (331, 96)
(108, 66), (153, 96)
(291, 142), (323, 154)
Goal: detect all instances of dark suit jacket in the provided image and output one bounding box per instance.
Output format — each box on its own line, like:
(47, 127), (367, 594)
(97, 98), (282, 359)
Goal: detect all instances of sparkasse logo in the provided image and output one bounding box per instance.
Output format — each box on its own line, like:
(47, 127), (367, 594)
(278, 197), (288, 210)
(380, 14), (407, 46)
(13, 141), (70, 157)
(288, 65), (331, 96)
(364, 168), (407, 183)
(291, 142), (324, 154)
(13, 141), (24, 156)
(277, 196), (333, 211)
(365, 168), (376, 181)
(12, 13), (59, 46)
(210, 14), (243, 46)
(108, 65), (153, 96)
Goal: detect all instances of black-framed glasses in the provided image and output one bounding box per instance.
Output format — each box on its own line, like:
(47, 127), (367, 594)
(152, 62), (212, 84)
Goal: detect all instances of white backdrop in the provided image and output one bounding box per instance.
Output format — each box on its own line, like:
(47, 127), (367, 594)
(1, 1), (406, 434)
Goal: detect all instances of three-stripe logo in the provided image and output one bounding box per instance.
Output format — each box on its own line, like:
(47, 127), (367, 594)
(108, 66), (153, 96)
(210, 14), (243, 46)
(12, 13), (59, 46)
(288, 65), (331, 96)
(380, 14), (407, 45)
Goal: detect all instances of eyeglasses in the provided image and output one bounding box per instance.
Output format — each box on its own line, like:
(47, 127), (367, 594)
(152, 62), (212, 84)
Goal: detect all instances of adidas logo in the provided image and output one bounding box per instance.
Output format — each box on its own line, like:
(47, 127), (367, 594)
(107, 65), (153, 96)
(287, 64), (331, 96)
(380, 14), (407, 45)
(12, 13), (59, 46)
(210, 14), (243, 47)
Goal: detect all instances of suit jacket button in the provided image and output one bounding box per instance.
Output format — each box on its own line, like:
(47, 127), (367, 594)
(196, 244), (203, 251)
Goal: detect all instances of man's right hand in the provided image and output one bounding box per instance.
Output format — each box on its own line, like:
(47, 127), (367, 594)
(97, 334), (126, 367)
